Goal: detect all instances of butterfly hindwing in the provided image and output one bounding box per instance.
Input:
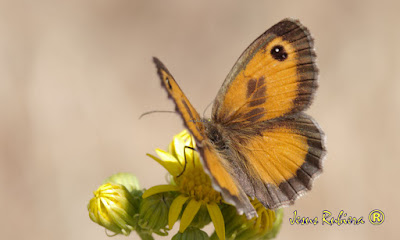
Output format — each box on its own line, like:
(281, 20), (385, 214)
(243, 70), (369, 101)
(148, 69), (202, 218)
(212, 19), (317, 126)
(228, 113), (326, 209)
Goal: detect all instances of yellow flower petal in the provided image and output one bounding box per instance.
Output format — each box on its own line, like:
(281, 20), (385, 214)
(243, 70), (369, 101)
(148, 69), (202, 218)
(168, 195), (189, 229)
(168, 138), (178, 159)
(154, 149), (180, 163)
(179, 199), (202, 233)
(142, 185), (180, 198)
(207, 202), (225, 240)
(147, 151), (183, 176)
(173, 137), (185, 164)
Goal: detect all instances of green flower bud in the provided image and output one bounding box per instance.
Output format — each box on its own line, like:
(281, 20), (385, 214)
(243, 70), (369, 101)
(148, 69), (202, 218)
(172, 227), (209, 240)
(211, 204), (246, 240)
(88, 183), (137, 236)
(261, 208), (283, 240)
(189, 204), (212, 229)
(138, 192), (175, 236)
(137, 231), (155, 240)
(214, 200), (281, 240)
(104, 172), (140, 193)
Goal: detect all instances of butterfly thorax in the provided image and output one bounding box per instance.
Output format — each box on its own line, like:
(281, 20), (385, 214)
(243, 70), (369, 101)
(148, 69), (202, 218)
(203, 121), (229, 152)
(203, 119), (261, 152)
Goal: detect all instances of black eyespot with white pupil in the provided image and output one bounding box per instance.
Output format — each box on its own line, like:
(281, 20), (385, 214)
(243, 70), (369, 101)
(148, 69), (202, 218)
(270, 45), (288, 61)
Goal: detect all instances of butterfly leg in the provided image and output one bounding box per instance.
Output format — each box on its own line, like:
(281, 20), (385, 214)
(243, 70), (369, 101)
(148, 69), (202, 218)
(177, 146), (196, 177)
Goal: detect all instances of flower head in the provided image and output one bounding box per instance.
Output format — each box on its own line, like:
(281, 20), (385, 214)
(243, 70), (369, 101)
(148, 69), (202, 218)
(144, 130), (225, 240)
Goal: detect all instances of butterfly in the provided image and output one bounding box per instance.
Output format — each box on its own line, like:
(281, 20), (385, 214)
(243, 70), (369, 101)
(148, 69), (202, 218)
(153, 18), (326, 219)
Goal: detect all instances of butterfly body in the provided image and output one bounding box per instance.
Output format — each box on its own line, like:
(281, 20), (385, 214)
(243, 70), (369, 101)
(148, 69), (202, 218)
(153, 19), (326, 219)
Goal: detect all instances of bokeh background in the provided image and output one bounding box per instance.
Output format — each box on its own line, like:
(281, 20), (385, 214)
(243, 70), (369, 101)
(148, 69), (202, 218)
(1, 0), (399, 239)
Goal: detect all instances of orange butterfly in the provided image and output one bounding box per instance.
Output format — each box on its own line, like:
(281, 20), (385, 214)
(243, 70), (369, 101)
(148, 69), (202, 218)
(153, 19), (326, 219)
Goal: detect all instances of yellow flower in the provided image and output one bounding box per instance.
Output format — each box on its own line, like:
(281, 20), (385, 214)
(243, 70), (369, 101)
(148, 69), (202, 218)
(143, 130), (225, 240)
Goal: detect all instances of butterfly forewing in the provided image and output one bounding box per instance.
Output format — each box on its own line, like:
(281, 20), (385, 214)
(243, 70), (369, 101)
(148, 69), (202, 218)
(200, 142), (257, 218)
(212, 19), (318, 126)
(153, 57), (205, 143)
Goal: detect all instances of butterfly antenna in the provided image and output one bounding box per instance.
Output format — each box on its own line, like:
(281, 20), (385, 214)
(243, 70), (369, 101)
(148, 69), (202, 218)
(139, 110), (177, 119)
(177, 146), (195, 177)
(202, 100), (214, 118)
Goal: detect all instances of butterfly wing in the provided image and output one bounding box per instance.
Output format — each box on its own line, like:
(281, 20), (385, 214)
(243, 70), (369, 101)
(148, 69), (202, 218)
(204, 19), (325, 216)
(229, 114), (326, 209)
(154, 57), (258, 218)
(153, 57), (205, 143)
(212, 18), (317, 126)
(199, 142), (257, 218)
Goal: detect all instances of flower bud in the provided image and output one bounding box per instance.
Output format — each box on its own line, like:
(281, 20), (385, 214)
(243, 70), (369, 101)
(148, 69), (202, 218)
(138, 192), (175, 236)
(262, 208), (283, 240)
(88, 183), (137, 236)
(104, 172), (140, 193)
(172, 227), (209, 240)
(217, 199), (282, 240)
(189, 205), (212, 229)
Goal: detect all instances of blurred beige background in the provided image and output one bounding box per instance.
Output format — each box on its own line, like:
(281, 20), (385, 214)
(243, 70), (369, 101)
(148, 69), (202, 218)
(1, 0), (399, 239)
